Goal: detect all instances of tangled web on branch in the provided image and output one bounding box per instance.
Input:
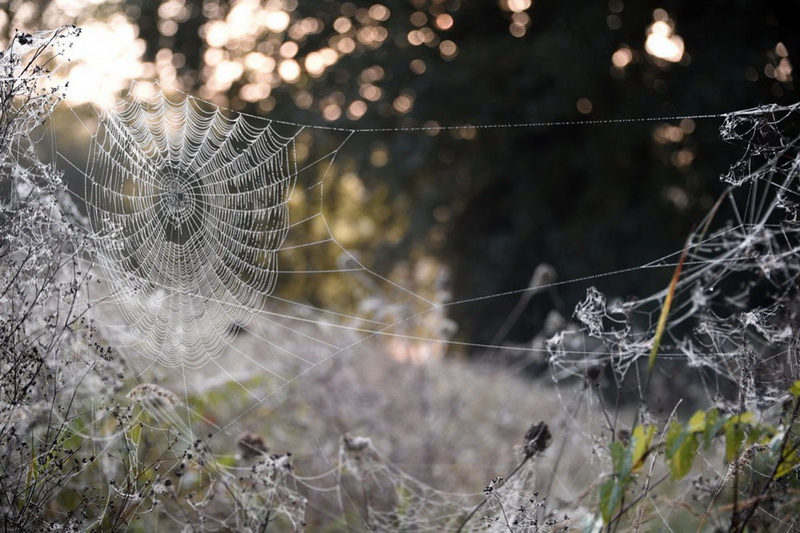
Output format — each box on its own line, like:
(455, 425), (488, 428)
(86, 87), (313, 368)
(548, 102), (800, 410)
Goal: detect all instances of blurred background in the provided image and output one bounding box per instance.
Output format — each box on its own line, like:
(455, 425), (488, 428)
(3, 0), (799, 353)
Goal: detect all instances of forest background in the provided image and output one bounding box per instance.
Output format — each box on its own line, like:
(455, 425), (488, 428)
(4, 0), (798, 347)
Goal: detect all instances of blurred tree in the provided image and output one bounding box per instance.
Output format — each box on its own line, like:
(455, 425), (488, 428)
(3, 0), (798, 351)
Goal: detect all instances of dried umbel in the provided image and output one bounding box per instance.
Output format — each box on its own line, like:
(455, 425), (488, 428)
(523, 421), (551, 458)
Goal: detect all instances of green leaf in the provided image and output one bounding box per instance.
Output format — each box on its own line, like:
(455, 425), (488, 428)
(775, 446), (800, 479)
(746, 425), (772, 447)
(214, 454), (237, 469)
(666, 420), (699, 480)
(671, 434), (698, 480)
(769, 429), (786, 454)
(790, 380), (800, 399)
(702, 408), (726, 449)
(687, 410), (706, 433)
(129, 422), (142, 446)
(609, 440), (631, 481)
(599, 477), (624, 524)
(599, 426), (658, 523)
(631, 425), (655, 472)
(724, 413), (754, 462)
(731, 412), (755, 425)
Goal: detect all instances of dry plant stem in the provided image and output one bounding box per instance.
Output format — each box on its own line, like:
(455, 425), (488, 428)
(698, 440), (737, 530)
(730, 453), (739, 532)
(736, 397), (800, 533)
(496, 495), (514, 531)
(542, 390), (585, 508)
(633, 454), (660, 532)
(609, 497), (624, 533)
(260, 503), (271, 533)
(605, 473), (669, 530)
(593, 383), (616, 441)
(642, 234), (691, 404)
(611, 236), (689, 533)
(361, 477), (371, 531)
(0, 30), (63, 145)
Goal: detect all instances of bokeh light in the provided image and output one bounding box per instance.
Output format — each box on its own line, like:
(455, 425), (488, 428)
(611, 46), (633, 68)
(645, 9), (684, 63)
(278, 58), (301, 82)
(60, 14), (147, 107)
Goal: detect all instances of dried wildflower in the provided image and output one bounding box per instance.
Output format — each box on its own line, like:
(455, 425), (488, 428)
(523, 421), (552, 458)
(586, 363), (604, 382)
(236, 432), (269, 460)
(127, 383), (181, 407)
(343, 434), (371, 453)
(484, 476), (505, 494)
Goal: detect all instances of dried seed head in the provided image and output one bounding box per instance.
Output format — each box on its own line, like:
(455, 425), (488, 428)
(586, 363), (604, 382)
(343, 435), (371, 453)
(236, 432), (269, 460)
(127, 384), (180, 407)
(523, 421), (552, 457)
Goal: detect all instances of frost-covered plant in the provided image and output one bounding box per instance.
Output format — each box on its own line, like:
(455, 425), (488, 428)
(0, 28), (311, 532)
(0, 26), (135, 530)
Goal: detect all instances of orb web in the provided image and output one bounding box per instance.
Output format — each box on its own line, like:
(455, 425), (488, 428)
(85, 88), (301, 367)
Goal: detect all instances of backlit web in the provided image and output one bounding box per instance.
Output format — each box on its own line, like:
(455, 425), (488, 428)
(56, 81), (589, 531)
(20, 29), (800, 531)
(548, 103), (800, 410)
(86, 88), (302, 368)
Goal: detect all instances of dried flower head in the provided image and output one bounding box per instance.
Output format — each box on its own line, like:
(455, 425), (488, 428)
(586, 363), (604, 382)
(343, 434), (371, 453)
(523, 421), (552, 458)
(236, 432), (269, 460)
(127, 383), (181, 407)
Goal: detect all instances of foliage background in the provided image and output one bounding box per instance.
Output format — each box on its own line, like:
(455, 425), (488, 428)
(3, 0), (798, 348)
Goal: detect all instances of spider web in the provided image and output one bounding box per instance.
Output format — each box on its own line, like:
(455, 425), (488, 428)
(52, 81), (599, 530)
(35, 44), (800, 529)
(67, 82), (400, 386)
(547, 102), (800, 411)
(85, 87), (306, 368)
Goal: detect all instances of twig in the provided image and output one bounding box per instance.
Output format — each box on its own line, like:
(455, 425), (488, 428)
(605, 473), (669, 529)
(455, 457), (530, 533)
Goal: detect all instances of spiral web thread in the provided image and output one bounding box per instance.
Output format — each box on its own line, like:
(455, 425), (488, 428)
(77, 83), (444, 391)
(85, 86), (306, 368)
